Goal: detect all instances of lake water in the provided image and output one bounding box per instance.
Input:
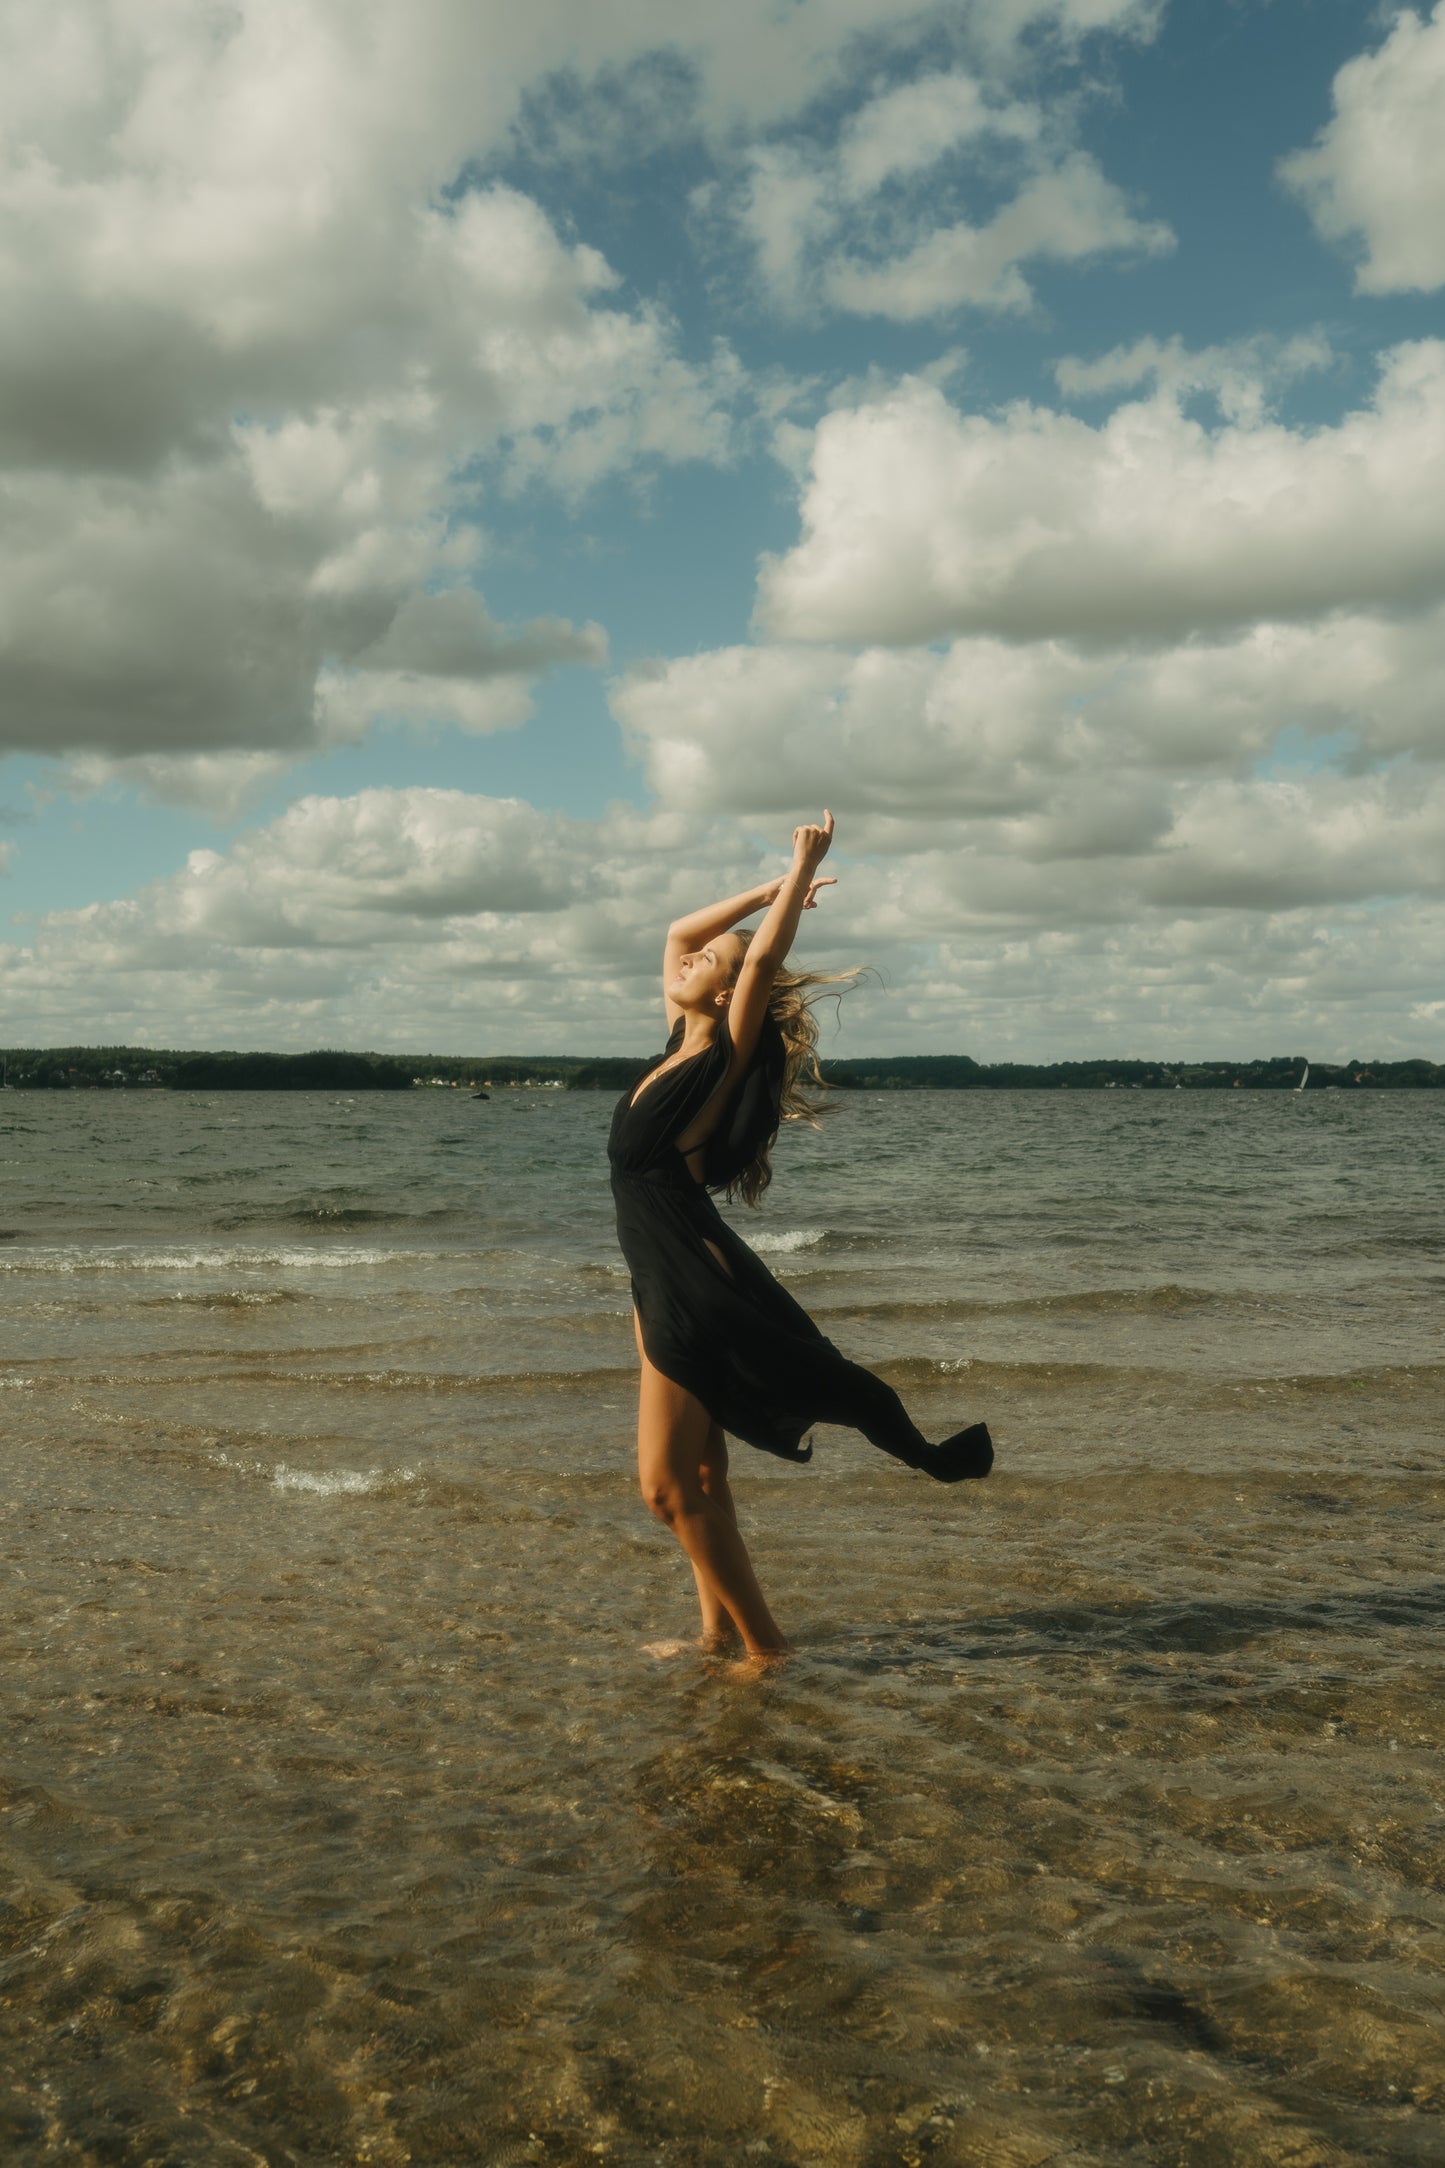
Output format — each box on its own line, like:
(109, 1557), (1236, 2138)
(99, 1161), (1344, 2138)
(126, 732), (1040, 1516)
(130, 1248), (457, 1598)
(2, 1084), (1442, 2166)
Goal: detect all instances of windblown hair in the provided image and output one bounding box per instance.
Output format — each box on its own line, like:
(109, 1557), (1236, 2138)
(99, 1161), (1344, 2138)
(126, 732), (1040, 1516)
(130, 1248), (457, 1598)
(726, 934), (867, 1208)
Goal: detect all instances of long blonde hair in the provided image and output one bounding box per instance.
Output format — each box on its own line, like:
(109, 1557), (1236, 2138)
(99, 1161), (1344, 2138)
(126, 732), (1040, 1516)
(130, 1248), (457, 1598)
(726, 935), (865, 1207)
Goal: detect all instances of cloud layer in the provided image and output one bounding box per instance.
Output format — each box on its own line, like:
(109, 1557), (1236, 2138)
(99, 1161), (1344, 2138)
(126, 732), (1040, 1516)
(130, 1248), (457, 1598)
(1, 0), (1163, 787)
(4, 1), (1444, 1062)
(7, 783), (1442, 1059)
(0, 165), (713, 774)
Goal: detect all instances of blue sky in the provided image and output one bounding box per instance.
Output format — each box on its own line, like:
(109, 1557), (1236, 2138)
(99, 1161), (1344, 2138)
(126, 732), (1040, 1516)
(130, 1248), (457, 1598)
(3, 0), (1444, 1056)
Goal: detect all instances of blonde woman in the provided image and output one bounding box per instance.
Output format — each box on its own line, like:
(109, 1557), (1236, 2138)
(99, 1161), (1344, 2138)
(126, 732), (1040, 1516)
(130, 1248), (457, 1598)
(608, 812), (993, 1659)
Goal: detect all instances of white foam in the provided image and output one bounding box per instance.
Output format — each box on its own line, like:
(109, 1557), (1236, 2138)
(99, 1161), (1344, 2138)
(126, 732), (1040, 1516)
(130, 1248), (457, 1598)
(271, 1464), (416, 1497)
(0, 1243), (417, 1276)
(750, 1228), (825, 1255)
(209, 1448), (418, 1497)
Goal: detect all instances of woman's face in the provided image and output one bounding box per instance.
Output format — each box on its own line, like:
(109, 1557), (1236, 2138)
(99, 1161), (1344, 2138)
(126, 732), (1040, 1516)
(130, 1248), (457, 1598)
(669, 932), (745, 1012)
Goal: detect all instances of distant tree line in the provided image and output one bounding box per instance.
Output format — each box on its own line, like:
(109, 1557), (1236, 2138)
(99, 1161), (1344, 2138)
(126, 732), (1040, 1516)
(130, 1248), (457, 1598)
(3, 1047), (413, 1091)
(4, 1046), (1440, 1091)
(1, 1046), (639, 1091)
(817, 1055), (1444, 1091)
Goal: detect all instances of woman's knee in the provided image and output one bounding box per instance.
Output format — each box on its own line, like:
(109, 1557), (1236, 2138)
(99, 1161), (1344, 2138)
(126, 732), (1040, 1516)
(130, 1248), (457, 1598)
(640, 1477), (675, 1524)
(636, 1377), (714, 1525)
(640, 1471), (706, 1526)
(641, 1448), (714, 1517)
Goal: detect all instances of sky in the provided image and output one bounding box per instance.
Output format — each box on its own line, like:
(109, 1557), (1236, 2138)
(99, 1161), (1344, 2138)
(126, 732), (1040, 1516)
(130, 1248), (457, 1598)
(2, 0), (1444, 1061)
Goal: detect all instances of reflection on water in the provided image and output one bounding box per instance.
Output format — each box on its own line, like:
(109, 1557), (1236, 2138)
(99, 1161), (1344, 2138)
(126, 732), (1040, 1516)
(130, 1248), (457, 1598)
(1, 1088), (1442, 2163)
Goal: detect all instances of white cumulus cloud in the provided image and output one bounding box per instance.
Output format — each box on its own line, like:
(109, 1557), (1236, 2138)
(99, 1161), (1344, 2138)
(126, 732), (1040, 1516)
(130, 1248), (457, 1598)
(825, 152), (1171, 319)
(0, 9), (748, 776)
(758, 342), (1445, 644)
(1282, 3), (1445, 295)
(0, 789), (787, 1049)
(735, 58), (1169, 323)
(608, 602), (1445, 1049)
(614, 619), (1445, 833)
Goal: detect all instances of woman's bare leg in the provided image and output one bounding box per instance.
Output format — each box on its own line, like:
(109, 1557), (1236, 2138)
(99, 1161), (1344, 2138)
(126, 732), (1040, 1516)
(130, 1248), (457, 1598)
(689, 1425), (742, 1649)
(634, 1315), (787, 1656)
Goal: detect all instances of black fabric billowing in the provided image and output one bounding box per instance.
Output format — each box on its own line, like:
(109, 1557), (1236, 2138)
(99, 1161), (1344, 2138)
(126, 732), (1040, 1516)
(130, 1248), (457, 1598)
(609, 1013), (933, 1466)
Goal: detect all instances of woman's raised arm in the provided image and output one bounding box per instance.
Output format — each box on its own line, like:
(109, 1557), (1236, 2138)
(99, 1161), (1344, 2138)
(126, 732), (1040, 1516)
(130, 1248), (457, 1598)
(661, 881), (781, 1025)
(726, 812), (834, 1064)
(667, 882), (780, 959)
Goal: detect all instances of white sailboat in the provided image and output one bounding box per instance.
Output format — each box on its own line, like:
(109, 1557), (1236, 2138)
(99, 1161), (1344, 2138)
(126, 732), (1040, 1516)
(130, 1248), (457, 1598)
(1295, 1058), (1309, 1093)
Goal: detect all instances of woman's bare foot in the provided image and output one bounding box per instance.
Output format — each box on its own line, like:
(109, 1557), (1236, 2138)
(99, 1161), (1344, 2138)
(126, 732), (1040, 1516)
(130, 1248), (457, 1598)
(736, 1641), (793, 1671)
(642, 1631), (742, 1659)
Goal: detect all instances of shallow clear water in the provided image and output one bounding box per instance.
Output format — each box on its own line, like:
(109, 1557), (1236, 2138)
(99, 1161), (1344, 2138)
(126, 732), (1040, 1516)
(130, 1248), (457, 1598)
(2, 1087), (1442, 2165)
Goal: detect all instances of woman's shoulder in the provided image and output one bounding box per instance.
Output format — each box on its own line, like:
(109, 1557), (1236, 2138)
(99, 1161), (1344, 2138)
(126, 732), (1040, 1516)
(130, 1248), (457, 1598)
(723, 1005), (782, 1072)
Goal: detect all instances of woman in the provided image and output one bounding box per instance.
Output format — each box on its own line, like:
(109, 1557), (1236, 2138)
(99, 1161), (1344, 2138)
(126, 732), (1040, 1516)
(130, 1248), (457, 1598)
(608, 810), (993, 1660)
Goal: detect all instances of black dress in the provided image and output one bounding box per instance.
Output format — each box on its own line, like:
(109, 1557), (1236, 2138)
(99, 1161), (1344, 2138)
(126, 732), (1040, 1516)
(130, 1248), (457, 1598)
(609, 1013), (946, 1468)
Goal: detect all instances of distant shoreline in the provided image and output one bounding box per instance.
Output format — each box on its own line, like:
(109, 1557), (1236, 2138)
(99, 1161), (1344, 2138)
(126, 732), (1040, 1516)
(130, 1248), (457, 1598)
(4, 1046), (1441, 1091)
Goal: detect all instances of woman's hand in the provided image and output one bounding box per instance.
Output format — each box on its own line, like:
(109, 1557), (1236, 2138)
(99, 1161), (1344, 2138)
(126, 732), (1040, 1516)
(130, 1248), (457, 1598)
(792, 809), (834, 870)
(760, 870), (836, 909)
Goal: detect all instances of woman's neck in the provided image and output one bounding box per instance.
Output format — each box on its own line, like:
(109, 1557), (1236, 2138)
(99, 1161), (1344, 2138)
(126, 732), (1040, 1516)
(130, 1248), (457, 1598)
(677, 1012), (722, 1054)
